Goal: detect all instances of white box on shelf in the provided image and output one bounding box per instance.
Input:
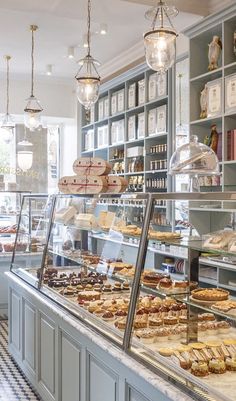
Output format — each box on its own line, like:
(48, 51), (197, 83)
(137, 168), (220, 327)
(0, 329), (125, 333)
(111, 93), (117, 115)
(117, 89), (125, 112)
(111, 122), (118, 145)
(97, 125), (109, 148)
(156, 105), (167, 134)
(103, 125), (109, 146)
(138, 79), (146, 105)
(98, 99), (104, 120)
(137, 112), (145, 138)
(128, 115), (136, 141)
(206, 78), (222, 117)
(126, 146), (144, 158)
(148, 109), (157, 136)
(225, 73), (236, 114)
(157, 73), (167, 97)
(128, 83), (136, 109)
(148, 73), (157, 101)
(97, 126), (104, 148)
(104, 97), (109, 118)
(90, 105), (95, 123)
(117, 119), (125, 143)
(84, 129), (94, 151)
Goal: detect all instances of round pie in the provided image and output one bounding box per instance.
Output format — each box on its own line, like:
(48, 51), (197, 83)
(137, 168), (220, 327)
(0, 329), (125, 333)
(191, 288), (229, 302)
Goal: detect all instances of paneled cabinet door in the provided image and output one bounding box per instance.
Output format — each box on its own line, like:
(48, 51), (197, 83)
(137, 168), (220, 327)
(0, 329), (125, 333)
(23, 300), (36, 376)
(39, 314), (55, 399)
(87, 352), (118, 401)
(61, 331), (81, 401)
(9, 289), (21, 356)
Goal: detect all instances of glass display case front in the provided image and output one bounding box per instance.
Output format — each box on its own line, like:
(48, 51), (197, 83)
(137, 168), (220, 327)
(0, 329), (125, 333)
(38, 193), (148, 345)
(126, 192), (236, 401)
(12, 191), (236, 401)
(11, 194), (52, 287)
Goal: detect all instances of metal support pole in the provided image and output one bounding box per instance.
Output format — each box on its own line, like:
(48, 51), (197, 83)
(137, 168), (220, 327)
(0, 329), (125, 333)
(123, 195), (153, 351)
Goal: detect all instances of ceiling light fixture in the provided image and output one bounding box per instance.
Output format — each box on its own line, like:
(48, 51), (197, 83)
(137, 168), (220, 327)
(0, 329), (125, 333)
(100, 23), (108, 35)
(24, 25), (43, 131)
(46, 64), (52, 76)
(17, 128), (33, 171)
(68, 46), (75, 59)
(1, 55), (15, 144)
(144, 0), (178, 74)
(75, 0), (100, 110)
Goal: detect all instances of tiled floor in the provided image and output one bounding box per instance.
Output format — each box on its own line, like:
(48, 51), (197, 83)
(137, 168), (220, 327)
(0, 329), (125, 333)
(0, 321), (41, 401)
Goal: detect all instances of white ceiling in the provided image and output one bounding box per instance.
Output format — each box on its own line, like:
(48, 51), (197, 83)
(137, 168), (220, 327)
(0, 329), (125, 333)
(0, 0), (231, 82)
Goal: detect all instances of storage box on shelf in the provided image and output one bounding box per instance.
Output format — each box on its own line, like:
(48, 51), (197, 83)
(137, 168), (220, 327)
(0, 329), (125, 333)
(184, 5), (236, 194)
(80, 63), (171, 193)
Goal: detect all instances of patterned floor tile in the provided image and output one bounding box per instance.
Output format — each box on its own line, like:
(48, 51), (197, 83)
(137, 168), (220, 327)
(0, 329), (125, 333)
(0, 321), (41, 401)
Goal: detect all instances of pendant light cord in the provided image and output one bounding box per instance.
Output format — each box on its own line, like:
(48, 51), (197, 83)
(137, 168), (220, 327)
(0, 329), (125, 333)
(31, 27), (35, 97)
(178, 73), (183, 127)
(152, 0), (175, 31)
(87, 0), (91, 56)
(5, 56), (10, 115)
(30, 25), (38, 98)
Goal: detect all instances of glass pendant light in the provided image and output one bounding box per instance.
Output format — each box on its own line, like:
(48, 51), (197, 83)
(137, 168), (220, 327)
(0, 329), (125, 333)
(1, 55), (15, 144)
(17, 129), (33, 171)
(75, 0), (100, 110)
(24, 25), (43, 131)
(144, 0), (178, 74)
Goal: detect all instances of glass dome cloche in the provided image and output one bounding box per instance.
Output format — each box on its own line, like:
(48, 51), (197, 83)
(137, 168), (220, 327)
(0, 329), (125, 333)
(169, 135), (220, 176)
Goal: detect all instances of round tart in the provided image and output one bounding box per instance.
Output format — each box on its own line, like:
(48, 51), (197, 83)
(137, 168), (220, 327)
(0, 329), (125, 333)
(190, 342), (206, 350)
(206, 341), (221, 348)
(158, 348), (174, 357)
(198, 312), (215, 322)
(191, 288), (229, 302)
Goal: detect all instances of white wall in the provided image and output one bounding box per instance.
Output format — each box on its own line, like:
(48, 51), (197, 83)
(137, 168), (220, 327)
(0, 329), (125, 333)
(60, 121), (78, 177)
(0, 77), (76, 119)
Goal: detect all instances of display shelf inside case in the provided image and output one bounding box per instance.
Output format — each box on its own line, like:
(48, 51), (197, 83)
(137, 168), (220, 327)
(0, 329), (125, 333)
(10, 194), (51, 287)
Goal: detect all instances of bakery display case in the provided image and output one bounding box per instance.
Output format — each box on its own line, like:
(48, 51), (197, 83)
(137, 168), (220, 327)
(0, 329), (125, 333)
(10, 194), (52, 287)
(38, 193), (148, 345)
(0, 190), (31, 318)
(126, 192), (236, 401)
(11, 191), (236, 401)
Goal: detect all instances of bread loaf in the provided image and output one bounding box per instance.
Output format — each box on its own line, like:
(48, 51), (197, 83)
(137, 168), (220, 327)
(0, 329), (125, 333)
(58, 176), (71, 194)
(107, 176), (128, 193)
(67, 175), (108, 194)
(73, 157), (111, 176)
